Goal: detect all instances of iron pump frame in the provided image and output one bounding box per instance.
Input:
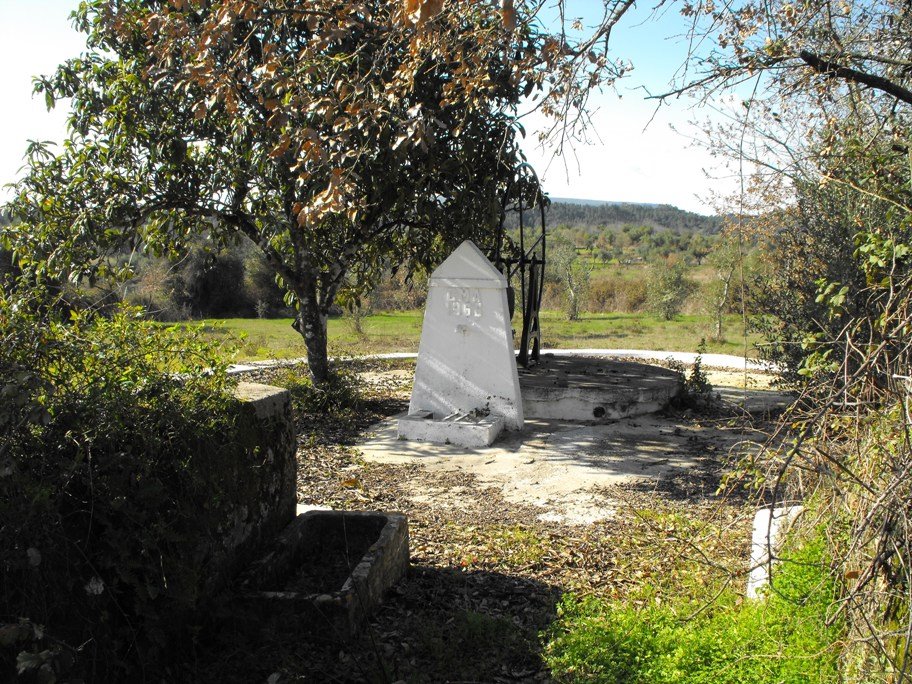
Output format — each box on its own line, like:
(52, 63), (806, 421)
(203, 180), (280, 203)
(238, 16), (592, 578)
(490, 164), (547, 369)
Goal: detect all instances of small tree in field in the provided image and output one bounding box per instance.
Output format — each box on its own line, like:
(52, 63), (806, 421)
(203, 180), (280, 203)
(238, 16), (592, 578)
(550, 236), (592, 321)
(647, 259), (691, 321)
(704, 232), (742, 341)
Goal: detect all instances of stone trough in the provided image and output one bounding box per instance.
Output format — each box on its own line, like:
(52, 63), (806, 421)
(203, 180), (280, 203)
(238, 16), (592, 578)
(238, 510), (409, 641)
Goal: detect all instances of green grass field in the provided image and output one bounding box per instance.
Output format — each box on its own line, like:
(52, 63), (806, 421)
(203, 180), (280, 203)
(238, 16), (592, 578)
(186, 310), (758, 362)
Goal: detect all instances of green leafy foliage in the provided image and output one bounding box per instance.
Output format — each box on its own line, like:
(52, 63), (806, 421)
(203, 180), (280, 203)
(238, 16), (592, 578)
(272, 362), (363, 416)
(667, 341), (717, 410)
(647, 261), (695, 321)
(6, 0), (560, 383)
(547, 236), (593, 321)
(543, 534), (842, 683)
(0, 284), (238, 679)
(748, 147), (912, 386)
(688, 1), (912, 668)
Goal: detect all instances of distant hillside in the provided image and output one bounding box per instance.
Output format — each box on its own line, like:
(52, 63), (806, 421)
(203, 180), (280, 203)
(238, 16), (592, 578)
(506, 200), (722, 234)
(550, 197), (660, 208)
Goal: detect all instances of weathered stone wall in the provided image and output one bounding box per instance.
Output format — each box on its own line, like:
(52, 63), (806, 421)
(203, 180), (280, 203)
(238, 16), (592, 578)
(196, 382), (297, 599)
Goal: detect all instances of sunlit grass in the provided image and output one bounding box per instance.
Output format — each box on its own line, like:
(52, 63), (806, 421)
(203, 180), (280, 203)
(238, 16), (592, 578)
(180, 310), (758, 362)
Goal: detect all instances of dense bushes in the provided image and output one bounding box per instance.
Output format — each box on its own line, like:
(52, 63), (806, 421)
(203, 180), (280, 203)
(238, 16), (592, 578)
(765, 225), (912, 678)
(745, 182), (882, 382)
(586, 272), (648, 313)
(121, 240), (431, 321)
(646, 261), (696, 321)
(169, 247), (249, 317)
(737, 135), (912, 675)
(111, 219), (739, 324)
(0, 287), (239, 679)
(123, 242), (288, 320)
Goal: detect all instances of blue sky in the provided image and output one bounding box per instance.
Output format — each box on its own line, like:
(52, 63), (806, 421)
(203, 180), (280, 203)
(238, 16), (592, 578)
(521, 0), (746, 214)
(0, 1), (742, 214)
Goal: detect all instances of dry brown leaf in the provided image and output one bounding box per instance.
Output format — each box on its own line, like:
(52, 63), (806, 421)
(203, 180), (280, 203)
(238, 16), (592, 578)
(501, 0), (515, 31)
(268, 136), (290, 159)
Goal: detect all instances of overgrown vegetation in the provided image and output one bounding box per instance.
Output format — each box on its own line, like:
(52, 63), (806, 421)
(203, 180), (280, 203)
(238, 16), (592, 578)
(48, 205), (745, 331)
(7, 0), (912, 680)
(272, 362), (364, 416)
(674, 0), (912, 677)
(544, 532), (842, 683)
(0, 285), (239, 679)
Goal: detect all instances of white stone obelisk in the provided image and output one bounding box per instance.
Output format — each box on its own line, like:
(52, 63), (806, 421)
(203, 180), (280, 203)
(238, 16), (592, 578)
(398, 240), (522, 446)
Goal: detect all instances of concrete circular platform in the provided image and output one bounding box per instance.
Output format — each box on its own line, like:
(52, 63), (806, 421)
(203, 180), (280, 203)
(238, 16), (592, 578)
(518, 354), (681, 422)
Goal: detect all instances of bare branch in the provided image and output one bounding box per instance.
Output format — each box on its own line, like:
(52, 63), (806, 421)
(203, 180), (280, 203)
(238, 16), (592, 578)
(799, 49), (912, 106)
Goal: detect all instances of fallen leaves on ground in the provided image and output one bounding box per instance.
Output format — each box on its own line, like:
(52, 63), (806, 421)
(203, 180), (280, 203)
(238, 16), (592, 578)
(194, 361), (767, 682)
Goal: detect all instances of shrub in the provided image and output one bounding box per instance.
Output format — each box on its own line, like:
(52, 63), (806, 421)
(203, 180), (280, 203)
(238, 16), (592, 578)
(244, 251), (290, 317)
(540, 280), (564, 310)
(587, 272), (649, 313)
(171, 246), (251, 317)
(122, 257), (191, 320)
(371, 267), (429, 311)
(543, 533), (842, 683)
(666, 341), (718, 410)
(0, 286), (239, 679)
(272, 362), (363, 416)
(124, 244), (272, 320)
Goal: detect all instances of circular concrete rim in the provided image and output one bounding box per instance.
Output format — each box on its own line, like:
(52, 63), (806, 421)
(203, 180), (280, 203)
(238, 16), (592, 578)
(228, 348), (777, 376)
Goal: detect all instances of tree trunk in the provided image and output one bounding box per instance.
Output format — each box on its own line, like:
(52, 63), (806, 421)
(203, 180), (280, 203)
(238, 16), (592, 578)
(292, 292), (330, 384)
(714, 270), (734, 341)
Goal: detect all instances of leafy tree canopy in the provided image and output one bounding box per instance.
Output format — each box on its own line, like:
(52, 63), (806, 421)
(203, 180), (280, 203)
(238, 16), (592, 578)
(4, 0), (633, 381)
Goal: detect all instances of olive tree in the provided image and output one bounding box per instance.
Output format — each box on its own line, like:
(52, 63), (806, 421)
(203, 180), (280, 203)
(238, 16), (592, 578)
(646, 259), (691, 321)
(549, 235), (591, 321)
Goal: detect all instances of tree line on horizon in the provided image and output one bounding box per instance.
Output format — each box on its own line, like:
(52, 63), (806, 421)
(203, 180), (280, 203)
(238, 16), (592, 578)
(0, 201), (741, 325)
(503, 199), (723, 234)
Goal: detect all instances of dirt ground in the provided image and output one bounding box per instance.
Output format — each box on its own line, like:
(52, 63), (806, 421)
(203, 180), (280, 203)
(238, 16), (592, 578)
(703, 368), (778, 389)
(194, 359), (789, 683)
(358, 412), (770, 526)
(356, 363), (788, 525)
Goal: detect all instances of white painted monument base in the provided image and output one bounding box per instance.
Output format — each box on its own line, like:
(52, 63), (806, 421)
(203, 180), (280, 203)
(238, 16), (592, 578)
(397, 410), (505, 448)
(746, 505), (804, 599)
